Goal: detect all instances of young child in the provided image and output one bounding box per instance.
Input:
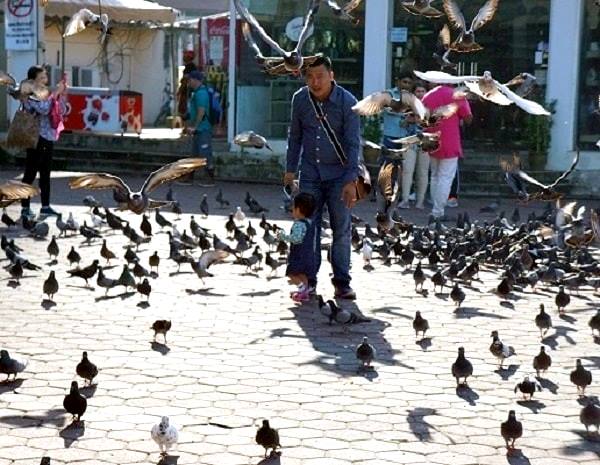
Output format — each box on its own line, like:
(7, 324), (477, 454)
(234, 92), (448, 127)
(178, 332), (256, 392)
(277, 192), (317, 302)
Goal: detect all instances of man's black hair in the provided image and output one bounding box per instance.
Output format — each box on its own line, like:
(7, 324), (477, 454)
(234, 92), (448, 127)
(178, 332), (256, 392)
(307, 55), (332, 71)
(27, 65), (45, 80)
(293, 192), (316, 218)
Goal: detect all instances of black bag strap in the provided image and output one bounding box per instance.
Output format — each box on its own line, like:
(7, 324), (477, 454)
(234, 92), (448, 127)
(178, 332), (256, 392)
(307, 88), (347, 166)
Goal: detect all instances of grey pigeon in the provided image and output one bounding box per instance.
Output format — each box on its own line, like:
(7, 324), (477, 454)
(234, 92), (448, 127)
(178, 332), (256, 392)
(356, 336), (376, 371)
(451, 346), (473, 386)
(535, 304), (552, 338)
(533, 346), (551, 377)
(96, 267), (118, 296)
(580, 400), (600, 435)
(0, 349), (28, 381)
(117, 264), (136, 291)
(555, 285), (570, 314)
(450, 282), (465, 307)
(43, 271), (59, 300)
(570, 359), (592, 396)
(413, 261), (426, 291)
(490, 330), (515, 368)
(200, 194), (209, 217)
(30, 220), (49, 239)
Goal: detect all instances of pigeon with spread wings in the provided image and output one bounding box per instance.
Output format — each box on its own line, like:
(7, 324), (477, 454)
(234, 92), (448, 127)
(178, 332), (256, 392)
(500, 150), (579, 201)
(414, 70), (551, 115)
(433, 25), (457, 70)
(0, 71), (48, 101)
(323, 0), (364, 24)
(69, 158), (206, 214)
(352, 90), (427, 120)
(234, 130), (273, 151)
(63, 8), (110, 44)
(401, 0), (444, 18)
(241, 22), (291, 76)
(0, 181), (40, 208)
(442, 0), (500, 52)
(234, 0), (321, 75)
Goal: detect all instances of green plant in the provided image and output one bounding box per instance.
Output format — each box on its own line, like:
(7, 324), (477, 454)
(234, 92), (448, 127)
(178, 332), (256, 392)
(524, 99), (556, 161)
(361, 114), (383, 144)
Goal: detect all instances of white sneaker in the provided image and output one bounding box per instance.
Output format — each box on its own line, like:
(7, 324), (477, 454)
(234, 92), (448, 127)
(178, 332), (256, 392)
(447, 198), (459, 208)
(408, 193), (416, 201)
(398, 200), (410, 209)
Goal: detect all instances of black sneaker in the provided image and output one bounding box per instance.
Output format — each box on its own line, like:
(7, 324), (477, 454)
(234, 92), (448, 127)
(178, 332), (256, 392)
(40, 206), (60, 217)
(334, 286), (356, 300)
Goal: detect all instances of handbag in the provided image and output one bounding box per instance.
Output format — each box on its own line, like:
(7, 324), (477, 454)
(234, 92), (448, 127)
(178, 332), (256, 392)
(6, 105), (39, 149)
(307, 90), (371, 202)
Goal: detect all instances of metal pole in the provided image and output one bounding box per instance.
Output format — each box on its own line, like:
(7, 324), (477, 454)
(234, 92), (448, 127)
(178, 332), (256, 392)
(227, 0), (236, 145)
(61, 19), (66, 77)
(171, 24), (178, 121)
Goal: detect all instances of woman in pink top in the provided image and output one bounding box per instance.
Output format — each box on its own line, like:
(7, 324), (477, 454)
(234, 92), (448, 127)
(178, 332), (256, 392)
(422, 84), (472, 220)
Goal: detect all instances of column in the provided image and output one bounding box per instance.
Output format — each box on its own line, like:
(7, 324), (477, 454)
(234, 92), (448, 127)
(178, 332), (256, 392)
(227, 0), (237, 145)
(546, 0), (584, 170)
(362, 0), (392, 97)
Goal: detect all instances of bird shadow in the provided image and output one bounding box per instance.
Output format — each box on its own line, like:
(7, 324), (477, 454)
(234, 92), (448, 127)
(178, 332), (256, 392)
(538, 377), (559, 395)
(542, 325), (577, 350)
(506, 449), (532, 465)
(406, 407), (437, 442)
(577, 395), (599, 406)
(6, 280), (20, 288)
(185, 288), (227, 297)
(559, 314), (577, 324)
(417, 337), (432, 351)
(118, 291), (136, 300)
(255, 452), (281, 465)
(266, 275), (283, 281)
(94, 294), (121, 302)
(137, 301), (150, 308)
(358, 366), (379, 381)
(500, 301), (515, 309)
(516, 399), (546, 414)
(169, 271), (193, 277)
(371, 307), (412, 319)
(240, 289), (280, 297)
(582, 357), (600, 369)
(59, 421), (85, 448)
(0, 378), (24, 394)
(41, 299), (56, 310)
(564, 430), (600, 456)
(157, 455), (179, 465)
(454, 307), (509, 320)
(495, 364), (520, 380)
(456, 385), (479, 406)
(66, 284), (95, 291)
(0, 408), (66, 428)
(79, 384), (97, 398)
(45, 259), (58, 266)
(151, 342), (170, 355)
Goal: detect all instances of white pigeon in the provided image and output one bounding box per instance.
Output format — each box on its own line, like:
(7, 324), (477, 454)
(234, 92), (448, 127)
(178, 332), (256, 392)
(88, 211), (105, 229)
(63, 8), (110, 44)
(362, 240), (373, 265)
(414, 70), (551, 116)
(234, 206), (246, 223)
(171, 224), (182, 239)
(151, 416), (178, 456)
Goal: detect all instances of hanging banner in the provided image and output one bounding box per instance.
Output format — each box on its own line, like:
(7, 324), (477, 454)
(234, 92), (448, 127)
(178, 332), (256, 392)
(5, 0), (38, 51)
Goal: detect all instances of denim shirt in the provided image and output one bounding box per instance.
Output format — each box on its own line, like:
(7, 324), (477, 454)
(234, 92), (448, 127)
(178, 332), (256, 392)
(382, 87), (420, 139)
(286, 83), (360, 184)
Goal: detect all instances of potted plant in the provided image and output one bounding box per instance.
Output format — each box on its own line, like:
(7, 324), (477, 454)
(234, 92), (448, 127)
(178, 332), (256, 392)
(361, 114), (382, 165)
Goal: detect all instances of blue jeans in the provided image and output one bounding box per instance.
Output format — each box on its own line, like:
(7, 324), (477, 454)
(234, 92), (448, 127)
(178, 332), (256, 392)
(299, 176), (351, 289)
(193, 129), (214, 170)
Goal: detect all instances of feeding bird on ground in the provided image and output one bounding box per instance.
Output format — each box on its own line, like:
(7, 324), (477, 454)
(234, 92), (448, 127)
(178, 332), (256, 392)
(151, 416), (179, 457)
(0, 350), (28, 382)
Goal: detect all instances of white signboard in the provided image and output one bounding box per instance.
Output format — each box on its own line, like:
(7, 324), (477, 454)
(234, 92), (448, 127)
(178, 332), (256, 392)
(285, 16), (314, 42)
(5, 0), (37, 51)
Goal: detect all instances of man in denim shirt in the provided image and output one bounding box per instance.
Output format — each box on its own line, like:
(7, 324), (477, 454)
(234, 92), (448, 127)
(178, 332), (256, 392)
(285, 56), (360, 300)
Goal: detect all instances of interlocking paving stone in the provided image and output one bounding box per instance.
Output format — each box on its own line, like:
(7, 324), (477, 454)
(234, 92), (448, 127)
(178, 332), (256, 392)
(0, 171), (599, 464)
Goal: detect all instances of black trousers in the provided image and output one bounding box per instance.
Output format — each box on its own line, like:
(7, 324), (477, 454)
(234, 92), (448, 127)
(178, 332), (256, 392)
(449, 160), (460, 199)
(21, 136), (54, 208)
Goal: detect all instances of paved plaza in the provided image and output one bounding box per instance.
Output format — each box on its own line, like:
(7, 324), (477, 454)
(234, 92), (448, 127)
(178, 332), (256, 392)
(0, 170), (599, 465)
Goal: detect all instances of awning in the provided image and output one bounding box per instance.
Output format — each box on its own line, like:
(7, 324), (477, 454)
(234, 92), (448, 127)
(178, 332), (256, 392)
(44, 0), (179, 24)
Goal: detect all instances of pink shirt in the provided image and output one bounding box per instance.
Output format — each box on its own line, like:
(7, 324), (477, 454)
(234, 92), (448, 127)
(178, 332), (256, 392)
(422, 85), (471, 159)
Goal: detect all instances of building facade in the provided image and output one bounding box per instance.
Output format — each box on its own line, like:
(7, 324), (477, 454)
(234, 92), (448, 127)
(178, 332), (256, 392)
(224, 0), (599, 185)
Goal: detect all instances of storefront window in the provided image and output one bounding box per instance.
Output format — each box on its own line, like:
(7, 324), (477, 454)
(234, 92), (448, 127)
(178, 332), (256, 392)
(235, 0), (364, 139)
(578, 0), (600, 150)
(391, 0), (550, 151)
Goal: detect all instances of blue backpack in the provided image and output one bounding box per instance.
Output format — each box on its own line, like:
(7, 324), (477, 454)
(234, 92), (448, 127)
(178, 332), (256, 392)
(205, 86), (222, 126)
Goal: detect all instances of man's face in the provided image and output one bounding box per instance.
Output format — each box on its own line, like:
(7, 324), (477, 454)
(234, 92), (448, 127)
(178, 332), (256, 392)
(397, 76), (414, 91)
(188, 77), (201, 89)
(305, 65), (334, 99)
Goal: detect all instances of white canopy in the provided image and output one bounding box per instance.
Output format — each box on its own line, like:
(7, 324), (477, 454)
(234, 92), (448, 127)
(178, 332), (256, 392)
(45, 0), (179, 24)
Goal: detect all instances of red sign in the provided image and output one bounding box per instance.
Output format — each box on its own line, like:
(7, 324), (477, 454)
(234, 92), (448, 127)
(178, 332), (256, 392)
(199, 14), (241, 69)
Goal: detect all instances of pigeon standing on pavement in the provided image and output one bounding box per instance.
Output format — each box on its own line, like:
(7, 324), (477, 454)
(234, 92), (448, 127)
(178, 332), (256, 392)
(43, 271), (59, 300)
(46, 236), (59, 260)
(151, 416), (179, 456)
(412, 311), (429, 340)
(200, 194), (209, 218)
(570, 359), (592, 396)
(76, 351), (98, 386)
(501, 410), (523, 454)
(0, 349), (28, 381)
(580, 400), (600, 435)
(137, 278), (151, 301)
(490, 330), (515, 369)
(514, 376), (542, 400)
(67, 246), (81, 267)
(589, 309), (600, 338)
(450, 282), (465, 307)
(533, 346), (551, 377)
(451, 347), (473, 386)
(63, 381), (87, 424)
(356, 336), (376, 372)
(67, 260), (99, 286)
(555, 285), (570, 314)
(215, 188), (230, 208)
(151, 320), (171, 344)
(255, 419), (281, 458)
(535, 304), (552, 338)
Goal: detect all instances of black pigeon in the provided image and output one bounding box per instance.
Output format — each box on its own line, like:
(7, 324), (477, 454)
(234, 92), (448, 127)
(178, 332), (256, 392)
(245, 191), (268, 214)
(450, 282), (465, 307)
(580, 400), (600, 435)
(67, 260), (99, 286)
(256, 419), (280, 458)
(200, 194), (209, 217)
(225, 214), (237, 238)
(100, 239), (116, 264)
(356, 336), (376, 371)
(171, 201), (182, 218)
(412, 311), (429, 340)
(215, 188), (230, 208)
(431, 267), (446, 293)
(589, 309), (600, 338)
(137, 278), (151, 301)
(40, 458), (51, 465)
(1, 209), (16, 228)
(555, 285), (570, 314)
(46, 236), (59, 260)
(133, 262), (151, 281)
(63, 381), (87, 423)
(43, 271), (59, 300)
(451, 347), (473, 386)
(246, 221), (256, 240)
(533, 346), (551, 377)
(117, 264), (136, 291)
(570, 359), (592, 396)
(155, 209), (172, 229)
(79, 221), (102, 243)
(149, 251), (160, 273)
(140, 214), (152, 237)
(501, 410), (523, 454)
(495, 277), (512, 300)
(151, 320), (171, 343)
(514, 376), (541, 400)
(265, 252), (281, 275)
(76, 351), (98, 385)
(124, 246), (139, 264)
(8, 260), (23, 283)
(535, 304), (552, 338)
(105, 208), (124, 231)
(67, 246), (81, 267)
(96, 267), (118, 296)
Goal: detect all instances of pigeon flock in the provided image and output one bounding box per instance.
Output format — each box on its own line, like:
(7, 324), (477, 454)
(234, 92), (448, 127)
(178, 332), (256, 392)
(2, 0), (600, 463)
